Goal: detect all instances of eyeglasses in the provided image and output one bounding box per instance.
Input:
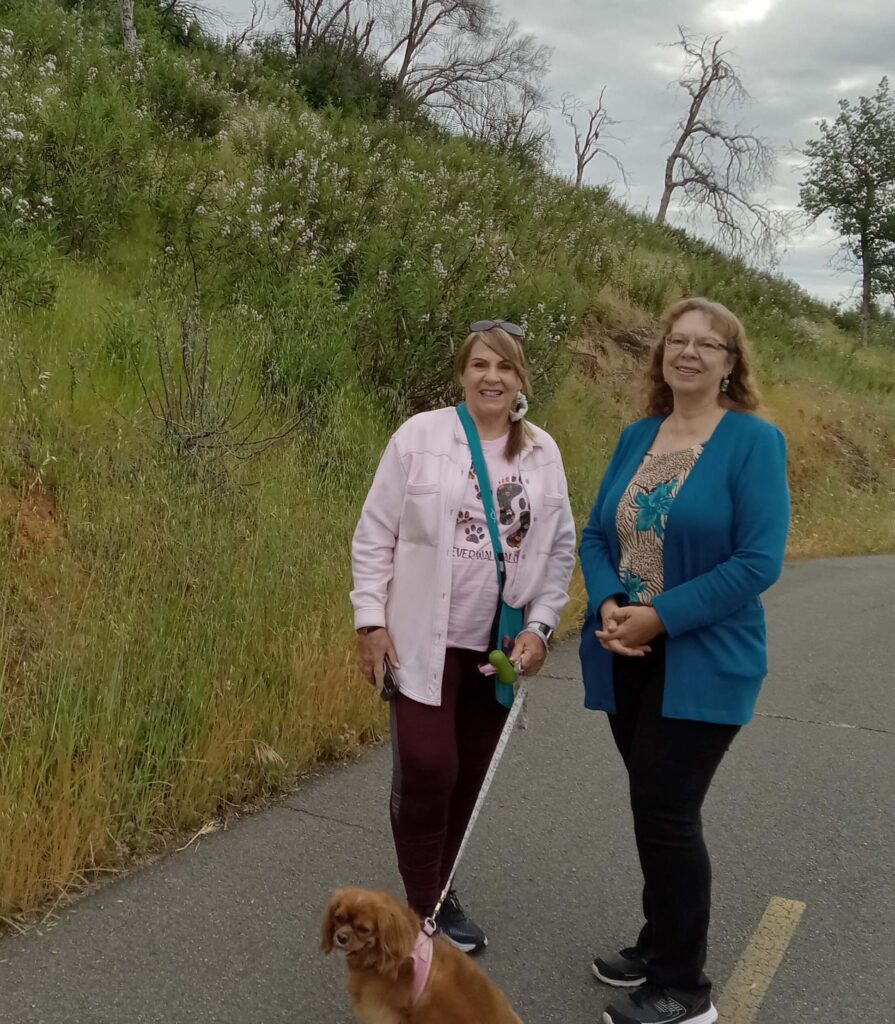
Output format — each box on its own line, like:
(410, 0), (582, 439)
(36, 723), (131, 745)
(470, 320), (525, 339)
(664, 335), (731, 355)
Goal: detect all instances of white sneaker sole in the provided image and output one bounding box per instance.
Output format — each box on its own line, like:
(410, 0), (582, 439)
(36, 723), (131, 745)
(602, 1002), (717, 1024)
(439, 932), (488, 954)
(592, 962), (647, 988)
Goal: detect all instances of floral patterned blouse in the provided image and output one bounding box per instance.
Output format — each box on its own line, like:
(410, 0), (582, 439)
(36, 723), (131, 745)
(616, 445), (704, 605)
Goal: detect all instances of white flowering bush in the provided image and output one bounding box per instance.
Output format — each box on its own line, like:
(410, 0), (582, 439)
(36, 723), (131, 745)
(2, 0), (834, 416)
(0, 1), (629, 421)
(143, 49), (229, 138)
(0, 27), (59, 304)
(145, 99), (620, 418)
(0, 10), (158, 263)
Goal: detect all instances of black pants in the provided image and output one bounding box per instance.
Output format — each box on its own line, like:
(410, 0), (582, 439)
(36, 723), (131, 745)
(609, 639), (740, 993)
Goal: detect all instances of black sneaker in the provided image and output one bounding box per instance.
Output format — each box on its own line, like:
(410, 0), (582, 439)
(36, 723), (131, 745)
(602, 983), (717, 1024)
(434, 889), (487, 954)
(592, 946), (649, 987)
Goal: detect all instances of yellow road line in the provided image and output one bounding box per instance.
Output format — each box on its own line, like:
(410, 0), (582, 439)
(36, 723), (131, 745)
(716, 896), (806, 1024)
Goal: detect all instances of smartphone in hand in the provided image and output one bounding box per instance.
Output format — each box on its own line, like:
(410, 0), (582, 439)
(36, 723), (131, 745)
(380, 657), (399, 701)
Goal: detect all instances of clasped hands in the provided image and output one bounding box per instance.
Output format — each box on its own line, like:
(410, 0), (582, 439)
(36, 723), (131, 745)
(596, 597), (664, 657)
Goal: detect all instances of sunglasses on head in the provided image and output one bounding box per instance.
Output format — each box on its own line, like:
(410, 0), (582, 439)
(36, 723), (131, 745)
(469, 319), (525, 339)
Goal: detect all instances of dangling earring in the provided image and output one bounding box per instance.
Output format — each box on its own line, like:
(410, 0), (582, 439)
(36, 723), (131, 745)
(720, 376), (730, 393)
(509, 391), (528, 422)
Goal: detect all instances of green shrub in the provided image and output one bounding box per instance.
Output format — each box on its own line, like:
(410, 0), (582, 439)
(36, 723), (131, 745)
(295, 42), (415, 120)
(144, 49), (227, 138)
(0, 230), (57, 309)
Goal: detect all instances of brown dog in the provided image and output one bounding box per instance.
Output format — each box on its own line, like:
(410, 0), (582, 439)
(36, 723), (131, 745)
(321, 887), (523, 1024)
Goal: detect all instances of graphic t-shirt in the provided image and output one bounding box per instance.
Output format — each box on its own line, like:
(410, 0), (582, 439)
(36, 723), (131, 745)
(446, 435), (531, 651)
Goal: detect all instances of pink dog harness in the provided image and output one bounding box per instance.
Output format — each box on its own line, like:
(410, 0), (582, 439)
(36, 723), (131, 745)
(409, 930), (434, 1005)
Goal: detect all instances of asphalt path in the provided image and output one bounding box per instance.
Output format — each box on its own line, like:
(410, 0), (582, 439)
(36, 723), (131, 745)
(0, 556), (892, 1024)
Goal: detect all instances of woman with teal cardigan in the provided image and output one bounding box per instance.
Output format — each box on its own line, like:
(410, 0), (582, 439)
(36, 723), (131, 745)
(580, 297), (790, 1024)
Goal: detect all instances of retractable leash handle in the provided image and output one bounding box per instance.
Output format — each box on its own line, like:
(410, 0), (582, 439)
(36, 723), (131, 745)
(488, 650), (517, 684)
(477, 649), (518, 681)
(424, 656), (525, 937)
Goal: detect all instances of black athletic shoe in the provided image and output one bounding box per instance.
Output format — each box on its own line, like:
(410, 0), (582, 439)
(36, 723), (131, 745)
(592, 946), (649, 987)
(602, 983), (717, 1024)
(434, 889), (487, 954)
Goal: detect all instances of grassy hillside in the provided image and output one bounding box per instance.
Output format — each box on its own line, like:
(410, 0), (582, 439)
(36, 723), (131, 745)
(0, 0), (893, 919)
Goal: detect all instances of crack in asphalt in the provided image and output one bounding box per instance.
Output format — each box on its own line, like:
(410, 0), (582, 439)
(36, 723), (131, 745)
(533, 677), (894, 736)
(754, 711), (893, 735)
(280, 805), (375, 832)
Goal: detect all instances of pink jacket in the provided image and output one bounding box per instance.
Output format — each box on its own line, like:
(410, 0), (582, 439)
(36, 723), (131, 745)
(351, 407), (576, 706)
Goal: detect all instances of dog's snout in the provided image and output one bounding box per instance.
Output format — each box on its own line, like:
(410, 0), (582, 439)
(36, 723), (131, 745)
(335, 930), (349, 946)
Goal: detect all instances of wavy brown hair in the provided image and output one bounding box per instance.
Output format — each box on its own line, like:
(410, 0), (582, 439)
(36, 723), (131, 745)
(645, 296), (762, 417)
(455, 327), (532, 459)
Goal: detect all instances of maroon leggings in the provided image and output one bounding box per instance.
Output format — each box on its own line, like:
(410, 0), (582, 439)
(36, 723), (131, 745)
(389, 647), (509, 916)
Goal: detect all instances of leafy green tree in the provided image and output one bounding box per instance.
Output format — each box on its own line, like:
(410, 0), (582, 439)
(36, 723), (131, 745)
(801, 77), (895, 342)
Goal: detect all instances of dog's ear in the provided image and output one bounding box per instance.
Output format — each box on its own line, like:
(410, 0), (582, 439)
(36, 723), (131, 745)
(321, 890), (344, 953)
(375, 895), (419, 979)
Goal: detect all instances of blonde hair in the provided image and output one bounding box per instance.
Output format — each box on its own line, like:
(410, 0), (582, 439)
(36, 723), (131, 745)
(645, 296), (762, 417)
(455, 327), (532, 459)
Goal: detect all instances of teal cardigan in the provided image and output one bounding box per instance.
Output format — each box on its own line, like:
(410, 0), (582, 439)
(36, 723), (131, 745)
(579, 410), (790, 726)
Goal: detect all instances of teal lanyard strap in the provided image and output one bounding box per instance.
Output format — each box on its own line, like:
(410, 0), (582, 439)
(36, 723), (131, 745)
(456, 403), (505, 596)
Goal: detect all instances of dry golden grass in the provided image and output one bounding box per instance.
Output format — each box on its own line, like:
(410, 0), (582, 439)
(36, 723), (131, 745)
(3, 302), (892, 923)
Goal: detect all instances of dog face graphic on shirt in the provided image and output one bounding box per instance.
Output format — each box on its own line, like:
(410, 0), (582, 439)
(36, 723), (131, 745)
(496, 477), (530, 549)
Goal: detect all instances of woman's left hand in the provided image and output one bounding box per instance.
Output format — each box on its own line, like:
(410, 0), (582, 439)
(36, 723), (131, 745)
(597, 605), (664, 650)
(510, 632), (548, 676)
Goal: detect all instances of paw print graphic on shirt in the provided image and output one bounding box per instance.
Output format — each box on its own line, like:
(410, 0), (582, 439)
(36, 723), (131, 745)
(464, 524), (486, 544)
(496, 477), (526, 526)
(467, 465), (482, 501)
(507, 510), (531, 549)
(457, 509), (472, 526)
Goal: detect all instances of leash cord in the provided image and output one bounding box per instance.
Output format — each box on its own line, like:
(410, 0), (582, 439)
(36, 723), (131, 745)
(423, 677), (528, 935)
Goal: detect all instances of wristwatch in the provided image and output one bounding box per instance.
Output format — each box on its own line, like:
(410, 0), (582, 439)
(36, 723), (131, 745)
(522, 621), (554, 647)
(356, 626), (384, 635)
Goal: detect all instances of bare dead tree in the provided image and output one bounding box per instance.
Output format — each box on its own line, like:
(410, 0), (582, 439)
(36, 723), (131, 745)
(454, 76), (552, 162)
(119, 0), (138, 52)
(157, 0), (212, 22)
(657, 27), (785, 260)
(154, 0), (231, 42)
(276, 0), (550, 139)
(397, 14), (552, 130)
(284, 0), (378, 57)
(382, 0), (485, 88)
(561, 90), (626, 188)
(229, 1), (270, 48)
(337, 3), (378, 58)
(379, 3), (549, 119)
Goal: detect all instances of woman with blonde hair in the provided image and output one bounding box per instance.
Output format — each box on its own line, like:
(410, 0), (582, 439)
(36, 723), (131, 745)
(352, 320), (575, 952)
(579, 298), (790, 1024)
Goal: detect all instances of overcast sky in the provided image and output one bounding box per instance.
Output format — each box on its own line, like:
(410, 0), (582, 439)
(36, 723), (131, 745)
(206, 0), (893, 305)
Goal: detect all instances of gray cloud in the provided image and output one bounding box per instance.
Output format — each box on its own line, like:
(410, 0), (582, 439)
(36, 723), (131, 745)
(208, 0), (894, 303)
